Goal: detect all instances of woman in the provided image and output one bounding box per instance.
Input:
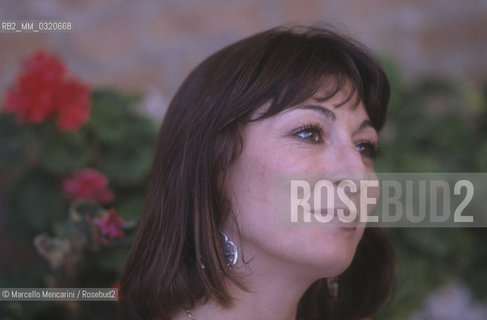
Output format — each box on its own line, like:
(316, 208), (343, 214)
(121, 25), (395, 320)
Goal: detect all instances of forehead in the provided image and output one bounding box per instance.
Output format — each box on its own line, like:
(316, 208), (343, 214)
(251, 81), (366, 122)
(280, 95), (370, 127)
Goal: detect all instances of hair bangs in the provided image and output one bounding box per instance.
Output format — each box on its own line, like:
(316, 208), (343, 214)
(244, 26), (388, 131)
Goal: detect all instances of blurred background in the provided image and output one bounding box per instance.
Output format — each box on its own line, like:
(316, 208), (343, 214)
(0, 0), (486, 319)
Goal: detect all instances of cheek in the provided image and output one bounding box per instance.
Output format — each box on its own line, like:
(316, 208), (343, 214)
(227, 146), (278, 224)
(226, 138), (305, 259)
(229, 130), (301, 206)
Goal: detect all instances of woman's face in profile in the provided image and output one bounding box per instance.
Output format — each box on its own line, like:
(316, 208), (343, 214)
(226, 84), (379, 278)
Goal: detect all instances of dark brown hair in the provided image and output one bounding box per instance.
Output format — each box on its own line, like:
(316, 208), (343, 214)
(121, 25), (395, 320)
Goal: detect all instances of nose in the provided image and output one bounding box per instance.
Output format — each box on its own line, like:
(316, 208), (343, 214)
(325, 143), (371, 191)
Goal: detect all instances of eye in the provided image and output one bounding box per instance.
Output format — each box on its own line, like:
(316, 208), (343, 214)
(356, 141), (380, 159)
(294, 123), (323, 143)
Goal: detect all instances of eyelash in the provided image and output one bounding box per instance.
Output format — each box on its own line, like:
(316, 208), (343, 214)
(294, 122), (324, 143)
(294, 123), (380, 159)
(356, 140), (381, 159)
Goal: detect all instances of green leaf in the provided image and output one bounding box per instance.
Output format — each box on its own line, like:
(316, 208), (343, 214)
(98, 142), (154, 187)
(38, 129), (90, 174)
(0, 113), (31, 167)
(7, 171), (67, 236)
(115, 192), (145, 220)
(87, 89), (142, 145)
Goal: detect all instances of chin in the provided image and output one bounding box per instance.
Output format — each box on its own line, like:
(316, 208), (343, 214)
(299, 227), (364, 277)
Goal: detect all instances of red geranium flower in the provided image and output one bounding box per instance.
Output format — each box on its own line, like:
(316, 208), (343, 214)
(3, 50), (91, 131)
(63, 168), (115, 204)
(4, 51), (65, 123)
(93, 208), (125, 246)
(56, 78), (91, 131)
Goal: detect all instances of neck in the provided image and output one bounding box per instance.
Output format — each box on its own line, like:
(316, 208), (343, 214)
(182, 253), (319, 320)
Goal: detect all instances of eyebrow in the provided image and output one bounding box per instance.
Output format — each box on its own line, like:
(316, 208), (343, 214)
(293, 104), (376, 133)
(358, 119), (373, 131)
(294, 104), (336, 121)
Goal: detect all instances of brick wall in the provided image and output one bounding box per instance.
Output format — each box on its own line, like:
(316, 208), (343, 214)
(0, 0), (486, 119)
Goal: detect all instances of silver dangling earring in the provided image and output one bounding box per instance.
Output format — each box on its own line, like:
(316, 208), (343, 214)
(327, 276), (339, 301)
(220, 231), (238, 267)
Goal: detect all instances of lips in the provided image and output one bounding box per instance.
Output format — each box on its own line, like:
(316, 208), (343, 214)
(311, 208), (359, 231)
